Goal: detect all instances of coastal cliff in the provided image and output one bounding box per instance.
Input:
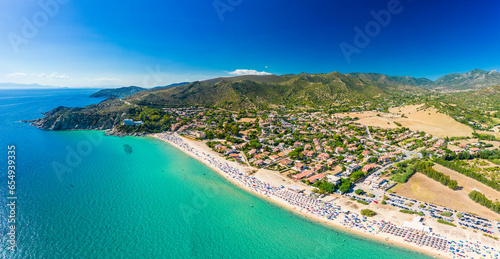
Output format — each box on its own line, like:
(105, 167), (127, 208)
(26, 97), (129, 130)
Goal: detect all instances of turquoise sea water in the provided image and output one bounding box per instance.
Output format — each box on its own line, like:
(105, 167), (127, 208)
(0, 89), (429, 258)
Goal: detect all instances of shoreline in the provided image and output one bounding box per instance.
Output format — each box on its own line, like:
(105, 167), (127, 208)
(150, 133), (454, 259)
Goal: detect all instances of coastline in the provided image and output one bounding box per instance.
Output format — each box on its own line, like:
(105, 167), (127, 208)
(150, 133), (454, 259)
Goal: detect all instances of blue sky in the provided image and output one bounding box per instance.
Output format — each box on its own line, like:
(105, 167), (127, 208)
(1, 0), (499, 88)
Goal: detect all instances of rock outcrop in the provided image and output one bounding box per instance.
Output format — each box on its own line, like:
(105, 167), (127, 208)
(25, 97), (129, 130)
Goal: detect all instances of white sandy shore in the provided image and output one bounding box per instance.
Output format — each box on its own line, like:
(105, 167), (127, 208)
(150, 133), (499, 259)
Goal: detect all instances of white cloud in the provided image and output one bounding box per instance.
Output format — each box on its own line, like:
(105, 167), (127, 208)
(6, 72), (27, 77)
(37, 73), (71, 79)
(228, 69), (272, 76)
(94, 77), (122, 82)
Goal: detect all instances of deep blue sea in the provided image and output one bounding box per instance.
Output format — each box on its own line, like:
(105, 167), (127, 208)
(0, 89), (429, 258)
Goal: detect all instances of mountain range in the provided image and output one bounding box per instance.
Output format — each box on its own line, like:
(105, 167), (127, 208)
(26, 69), (500, 131)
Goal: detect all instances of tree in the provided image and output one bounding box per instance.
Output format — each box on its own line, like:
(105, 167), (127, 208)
(338, 179), (352, 193)
(355, 189), (366, 195)
(230, 125), (240, 136)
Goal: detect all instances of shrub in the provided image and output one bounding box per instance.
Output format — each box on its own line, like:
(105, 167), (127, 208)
(357, 199), (369, 205)
(355, 189), (366, 195)
(437, 219), (456, 227)
(399, 209), (424, 216)
(361, 209), (376, 217)
(440, 211), (452, 217)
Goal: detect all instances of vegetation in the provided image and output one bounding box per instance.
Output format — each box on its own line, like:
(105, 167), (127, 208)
(399, 209), (424, 216)
(435, 158), (500, 191)
(468, 190), (500, 214)
(414, 160), (459, 190)
(483, 234), (499, 241)
(361, 209), (377, 217)
(391, 160), (416, 183)
(437, 219), (457, 227)
(350, 170), (366, 181)
(354, 189), (366, 195)
(356, 199), (369, 205)
(472, 132), (500, 141)
(338, 178), (352, 193)
(312, 180), (337, 194)
(90, 86), (145, 98)
(440, 211), (452, 217)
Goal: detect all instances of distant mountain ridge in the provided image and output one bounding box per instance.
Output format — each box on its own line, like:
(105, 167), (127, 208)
(347, 73), (433, 87)
(348, 69), (500, 90)
(432, 69), (500, 90)
(153, 82), (190, 89)
(90, 86), (145, 98)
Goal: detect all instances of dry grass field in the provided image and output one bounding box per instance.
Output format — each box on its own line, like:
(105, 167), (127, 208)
(238, 117), (257, 123)
(432, 164), (500, 202)
(338, 104), (473, 138)
(392, 172), (500, 220)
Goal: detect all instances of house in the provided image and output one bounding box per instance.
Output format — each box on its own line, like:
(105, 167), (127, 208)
(214, 144), (227, 152)
(189, 130), (206, 139)
(123, 119), (144, 126)
(378, 155), (391, 163)
(293, 162), (305, 171)
(326, 175), (341, 185)
(279, 158), (294, 167)
(269, 155), (280, 161)
(229, 153), (240, 159)
(347, 163), (361, 172)
(253, 160), (264, 166)
(288, 185), (303, 193)
(254, 154), (266, 160)
(306, 173), (325, 183)
(362, 163), (378, 173)
(317, 153), (330, 161)
(469, 147), (480, 154)
(293, 170), (314, 180)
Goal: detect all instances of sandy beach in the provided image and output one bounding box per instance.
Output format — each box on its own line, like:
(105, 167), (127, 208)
(151, 133), (499, 259)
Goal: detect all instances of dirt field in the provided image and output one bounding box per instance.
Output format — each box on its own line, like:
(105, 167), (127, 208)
(433, 164), (500, 201)
(238, 118), (257, 123)
(324, 165), (343, 175)
(338, 104), (473, 138)
(392, 172), (500, 221)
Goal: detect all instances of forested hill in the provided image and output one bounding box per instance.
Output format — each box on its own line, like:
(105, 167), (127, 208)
(90, 86), (145, 98)
(30, 71), (423, 130)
